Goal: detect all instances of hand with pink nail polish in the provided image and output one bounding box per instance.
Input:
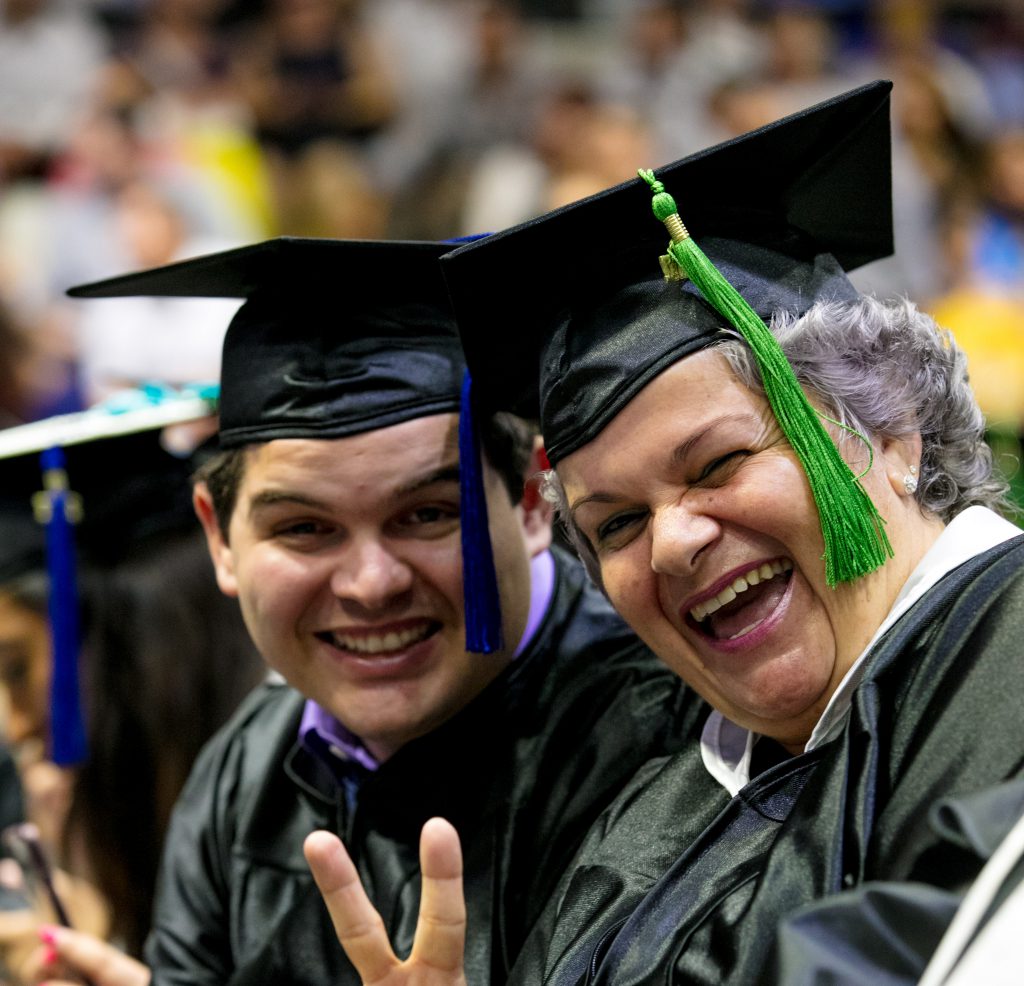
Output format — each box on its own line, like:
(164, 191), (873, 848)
(32, 926), (149, 986)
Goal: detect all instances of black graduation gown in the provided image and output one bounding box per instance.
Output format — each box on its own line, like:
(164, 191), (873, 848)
(512, 536), (1024, 986)
(146, 548), (706, 986)
(774, 777), (1024, 984)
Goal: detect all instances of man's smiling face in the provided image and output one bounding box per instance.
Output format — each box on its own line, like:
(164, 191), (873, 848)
(196, 413), (539, 761)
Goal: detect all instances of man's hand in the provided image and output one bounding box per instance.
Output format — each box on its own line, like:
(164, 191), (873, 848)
(304, 817), (467, 986)
(36, 925), (151, 986)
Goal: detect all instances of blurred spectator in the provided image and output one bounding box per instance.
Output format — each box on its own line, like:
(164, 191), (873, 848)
(64, 178), (242, 403)
(970, 128), (1024, 290)
(101, 0), (237, 110)
(969, 5), (1024, 127)
(750, 3), (868, 118)
(384, 0), (556, 239)
(869, 0), (996, 142)
(233, 0), (395, 156)
(0, 101), (246, 407)
(363, 0), (478, 194)
(0, 425), (266, 964)
(854, 55), (984, 301)
(0, 299), (38, 427)
(600, 0), (766, 161)
(230, 0), (394, 236)
(99, 0), (274, 238)
(0, 0), (108, 181)
(459, 85), (654, 236)
(928, 127), (1024, 508)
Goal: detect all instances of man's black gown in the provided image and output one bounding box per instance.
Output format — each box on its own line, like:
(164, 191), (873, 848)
(146, 548), (709, 986)
(509, 536), (1024, 986)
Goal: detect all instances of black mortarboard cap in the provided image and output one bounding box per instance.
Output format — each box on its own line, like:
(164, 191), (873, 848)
(0, 498), (45, 587)
(67, 238), (466, 447)
(0, 427), (200, 569)
(0, 407), (213, 766)
(441, 80), (893, 465)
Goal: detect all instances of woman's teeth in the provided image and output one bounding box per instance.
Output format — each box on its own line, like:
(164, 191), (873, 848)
(689, 559), (793, 623)
(331, 624), (433, 654)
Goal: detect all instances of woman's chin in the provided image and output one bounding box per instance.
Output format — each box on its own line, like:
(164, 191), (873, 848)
(721, 667), (832, 737)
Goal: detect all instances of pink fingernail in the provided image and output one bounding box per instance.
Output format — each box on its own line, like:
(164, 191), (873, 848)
(42, 944), (57, 966)
(39, 925), (57, 946)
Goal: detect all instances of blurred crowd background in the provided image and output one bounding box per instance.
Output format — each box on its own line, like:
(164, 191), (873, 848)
(0, 0), (1021, 436)
(0, 0), (1021, 972)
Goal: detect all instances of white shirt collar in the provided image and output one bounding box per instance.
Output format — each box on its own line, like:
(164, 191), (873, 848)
(700, 506), (1023, 796)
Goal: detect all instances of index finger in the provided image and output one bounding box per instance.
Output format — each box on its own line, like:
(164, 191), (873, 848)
(304, 830), (399, 985)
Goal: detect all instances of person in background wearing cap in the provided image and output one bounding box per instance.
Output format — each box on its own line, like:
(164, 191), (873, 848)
(50, 238), (702, 986)
(0, 423), (264, 983)
(304, 82), (1024, 985)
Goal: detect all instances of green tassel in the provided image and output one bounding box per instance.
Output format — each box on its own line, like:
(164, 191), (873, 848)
(637, 169), (893, 586)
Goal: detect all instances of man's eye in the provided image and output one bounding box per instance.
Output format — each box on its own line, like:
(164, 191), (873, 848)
(697, 450), (751, 483)
(395, 505), (460, 536)
(275, 520), (327, 539)
(403, 505), (459, 526)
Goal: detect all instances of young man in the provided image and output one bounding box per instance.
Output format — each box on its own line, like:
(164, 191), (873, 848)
(67, 238), (707, 986)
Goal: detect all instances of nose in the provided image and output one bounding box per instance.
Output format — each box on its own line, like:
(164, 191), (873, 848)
(330, 537), (414, 612)
(649, 499), (720, 576)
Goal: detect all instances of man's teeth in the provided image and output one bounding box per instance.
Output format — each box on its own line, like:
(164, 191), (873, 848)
(331, 625), (431, 654)
(690, 559), (793, 623)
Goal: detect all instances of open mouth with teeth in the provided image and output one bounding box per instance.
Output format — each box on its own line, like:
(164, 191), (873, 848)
(687, 559), (793, 642)
(316, 620), (442, 656)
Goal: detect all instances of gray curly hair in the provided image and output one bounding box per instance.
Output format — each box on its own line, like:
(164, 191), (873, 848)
(543, 295), (1009, 582)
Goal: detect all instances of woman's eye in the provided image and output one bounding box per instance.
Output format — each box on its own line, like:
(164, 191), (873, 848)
(596, 511), (646, 547)
(697, 450), (751, 483)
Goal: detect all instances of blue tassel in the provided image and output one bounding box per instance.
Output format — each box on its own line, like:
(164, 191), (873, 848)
(458, 370), (504, 654)
(39, 447), (87, 767)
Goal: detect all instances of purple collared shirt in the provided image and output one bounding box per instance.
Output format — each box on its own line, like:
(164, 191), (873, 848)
(300, 549), (556, 773)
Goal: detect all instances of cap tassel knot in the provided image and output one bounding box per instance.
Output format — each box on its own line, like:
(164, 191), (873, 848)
(638, 169), (893, 586)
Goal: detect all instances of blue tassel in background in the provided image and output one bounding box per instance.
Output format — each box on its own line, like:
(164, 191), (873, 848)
(38, 446), (87, 767)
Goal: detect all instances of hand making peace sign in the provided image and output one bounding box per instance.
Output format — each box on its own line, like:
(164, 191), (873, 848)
(304, 818), (469, 986)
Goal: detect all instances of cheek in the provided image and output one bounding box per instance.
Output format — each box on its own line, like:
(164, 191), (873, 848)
(236, 549), (321, 625)
(398, 540), (464, 615)
(735, 457), (822, 544)
(600, 544), (659, 625)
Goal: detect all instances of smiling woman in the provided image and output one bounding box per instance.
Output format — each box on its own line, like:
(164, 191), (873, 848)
(546, 294), (1000, 756)
(412, 81), (1024, 984)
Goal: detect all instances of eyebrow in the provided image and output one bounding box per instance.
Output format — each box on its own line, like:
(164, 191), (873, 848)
(568, 412), (755, 521)
(568, 492), (622, 525)
(246, 463), (462, 518)
(393, 463), (461, 497)
(247, 490), (328, 518)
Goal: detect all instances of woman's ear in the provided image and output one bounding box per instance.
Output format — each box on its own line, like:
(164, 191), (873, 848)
(881, 432), (924, 499)
(518, 440), (554, 558)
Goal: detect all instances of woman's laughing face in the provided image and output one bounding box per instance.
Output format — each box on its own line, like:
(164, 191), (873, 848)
(559, 348), (935, 751)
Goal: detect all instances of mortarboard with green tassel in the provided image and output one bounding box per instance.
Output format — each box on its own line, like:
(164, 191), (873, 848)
(441, 80), (896, 630)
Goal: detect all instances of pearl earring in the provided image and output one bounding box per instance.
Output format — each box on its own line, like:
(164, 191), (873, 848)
(903, 464), (918, 495)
